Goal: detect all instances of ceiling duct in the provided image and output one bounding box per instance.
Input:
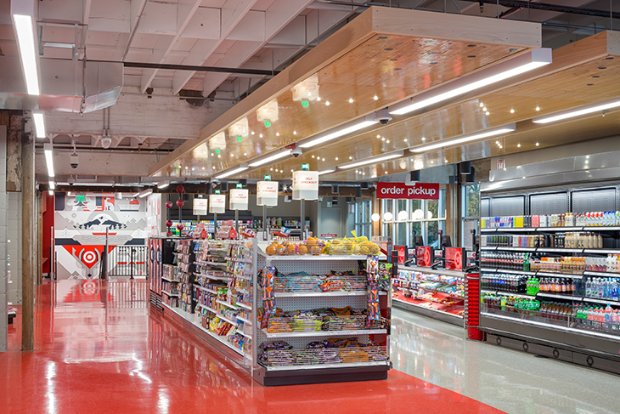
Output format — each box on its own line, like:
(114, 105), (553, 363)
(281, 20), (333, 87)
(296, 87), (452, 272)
(0, 57), (122, 113)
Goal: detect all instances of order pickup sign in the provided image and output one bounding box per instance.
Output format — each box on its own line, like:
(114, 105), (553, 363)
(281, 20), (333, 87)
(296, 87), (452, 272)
(377, 182), (439, 200)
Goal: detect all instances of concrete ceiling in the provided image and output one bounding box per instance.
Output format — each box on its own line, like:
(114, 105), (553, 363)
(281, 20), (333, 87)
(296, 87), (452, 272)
(1, 0), (619, 185)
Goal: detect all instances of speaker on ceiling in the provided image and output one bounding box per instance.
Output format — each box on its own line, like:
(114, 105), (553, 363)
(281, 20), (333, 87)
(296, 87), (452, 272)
(410, 170), (421, 182)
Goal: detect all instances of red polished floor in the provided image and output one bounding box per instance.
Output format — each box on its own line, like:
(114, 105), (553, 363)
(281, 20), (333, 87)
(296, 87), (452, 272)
(0, 280), (503, 414)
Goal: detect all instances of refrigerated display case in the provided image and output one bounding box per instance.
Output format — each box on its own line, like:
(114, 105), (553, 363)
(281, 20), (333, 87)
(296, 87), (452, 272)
(479, 184), (620, 374)
(393, 266), (466, 326)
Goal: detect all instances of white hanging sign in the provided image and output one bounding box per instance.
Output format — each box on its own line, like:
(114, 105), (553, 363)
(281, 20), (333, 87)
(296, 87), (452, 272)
(257, 181), (279, 207)
(229, 188), (249, 210)
(292, 170), (319, 200)
(193, 198), (208, 215)
(209, 194), (226, 214)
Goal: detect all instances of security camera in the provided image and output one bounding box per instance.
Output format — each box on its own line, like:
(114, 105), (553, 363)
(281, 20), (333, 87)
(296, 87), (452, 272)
(377, 108), (392, 125)
(101, 136), (112, 149)
(70, 152), (79, 169)
(291, 147), (303, 157)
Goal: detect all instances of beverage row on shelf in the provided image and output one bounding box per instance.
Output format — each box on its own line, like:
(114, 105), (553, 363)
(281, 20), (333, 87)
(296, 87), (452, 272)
(480, 252), (620, 274)
(482, 211), (620, 229)
(482, 295), (620, 334)
(481, 232), (604, 249)
(481, 273), (620, 301)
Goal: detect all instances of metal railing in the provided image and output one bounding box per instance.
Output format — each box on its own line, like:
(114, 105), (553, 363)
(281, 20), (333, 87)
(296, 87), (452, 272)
(108, 245), (147, 278)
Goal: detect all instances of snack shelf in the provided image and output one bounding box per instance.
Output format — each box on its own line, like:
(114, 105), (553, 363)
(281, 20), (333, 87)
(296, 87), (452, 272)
(254, 250), (390, 385)
(264, 361), (390, 372)
(237, 330), (253, 339)
(162, 290), (179, 297)
(216, 299), (238, 310)
(196, 303), (238, 326)
(194, 272), (231, 281)
(273, 291), (368, 298)
(236, 302), (252, 310)
(161, 277), (179, 283)
(237, 316), (252, 325)
(262, 329), (387, 339)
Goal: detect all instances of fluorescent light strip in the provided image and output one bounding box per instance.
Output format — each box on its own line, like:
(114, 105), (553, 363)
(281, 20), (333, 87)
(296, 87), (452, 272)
(533, 99), (620, 124)
(139, 189), (153, 198)
(12, 14), (40, 96)
(248, 150), (290, 168)
(215, 166), (249, 180)
(33, 112), (46, 138)
(299, 119), (378, 149)
(318, 169), (336, 175)
(390, 49), (552, 116)
(43, 144), (55, 178)
(48, 190), (54, 196)
(409, 125), (516, 153)
(338, 151), (404, 170)
(157, 181), (170, 189)
(49, 181), (55, 190)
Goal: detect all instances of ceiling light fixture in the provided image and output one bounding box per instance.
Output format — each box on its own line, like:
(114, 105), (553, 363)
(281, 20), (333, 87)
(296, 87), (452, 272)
(11, 1), (40, 95)
(318, 169), (335, 175)
(389, 48), (552, 116)
(410, 124), (516, 153)
(532, 98), (620, 124)
(49, 181), (55, 190)
(43, 143), (55, 178)
(215, 165), (249, 179)
(338, 151), (404, 170)
(32, 112), (46, 138)
(157, 181), (170, 189)
(138, 189), (153, 198)
(248, 150), (291, 168)
(299, 117), (378, 149)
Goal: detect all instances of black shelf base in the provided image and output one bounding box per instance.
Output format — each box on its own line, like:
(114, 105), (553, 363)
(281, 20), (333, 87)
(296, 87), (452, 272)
(481, 314), (620, 376)
(254, 365), (389, 386)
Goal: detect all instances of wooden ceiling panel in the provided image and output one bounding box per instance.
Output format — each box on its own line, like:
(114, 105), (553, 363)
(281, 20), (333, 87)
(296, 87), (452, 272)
(151, 6), (541, 178)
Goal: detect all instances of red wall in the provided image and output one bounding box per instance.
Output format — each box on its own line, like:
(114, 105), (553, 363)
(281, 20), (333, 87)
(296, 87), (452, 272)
(41, 192), (55, 275)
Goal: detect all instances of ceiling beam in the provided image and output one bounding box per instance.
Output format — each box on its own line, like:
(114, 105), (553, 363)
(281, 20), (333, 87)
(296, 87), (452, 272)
(138, 0), (203, 93)
(201, 0), (317, 99)
(170, 0), (260, 95)
(121, 0), (148, 60)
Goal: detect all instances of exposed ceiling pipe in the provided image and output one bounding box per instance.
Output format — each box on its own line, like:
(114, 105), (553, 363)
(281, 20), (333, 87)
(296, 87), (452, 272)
(461, 0), (620, 19)
(120, 61), (278, 76)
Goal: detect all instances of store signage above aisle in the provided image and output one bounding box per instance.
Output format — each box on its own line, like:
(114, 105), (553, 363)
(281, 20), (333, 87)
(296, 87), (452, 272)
(257, 181), (279, 206)
(292, 170), (319, 200)
(209, 194), (226, 214)
(229, 188), (249, 210)
(376, 182), (439, 200)
(193, 198), (208, 215)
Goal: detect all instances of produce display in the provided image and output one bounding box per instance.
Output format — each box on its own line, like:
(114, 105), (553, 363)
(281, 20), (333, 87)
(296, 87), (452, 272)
(264, 236), (381, 256)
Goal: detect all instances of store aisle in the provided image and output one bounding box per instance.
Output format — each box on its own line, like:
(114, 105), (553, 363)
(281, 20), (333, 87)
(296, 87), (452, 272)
(391, 309), (620, 413)
(0, 280), (498, 414)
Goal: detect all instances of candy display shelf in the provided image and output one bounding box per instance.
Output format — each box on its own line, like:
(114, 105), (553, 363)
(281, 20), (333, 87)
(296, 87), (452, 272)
(392, 266), (466, 326)
(253, 245), (391, 386)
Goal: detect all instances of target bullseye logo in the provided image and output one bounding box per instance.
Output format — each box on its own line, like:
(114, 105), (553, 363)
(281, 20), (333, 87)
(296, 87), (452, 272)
(82, 250), (98, 266)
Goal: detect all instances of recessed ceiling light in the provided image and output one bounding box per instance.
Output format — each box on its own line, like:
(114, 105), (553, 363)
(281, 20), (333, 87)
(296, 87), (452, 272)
(311, 155), (315, 158)
(386, 139), (390, 143)
(376, 134), (381, 139)
(517, 143), (521, 148)
(485, 111), (491, 116)
(259, 133), (264, 138)
(251, 131), (255, 135)
(348, 98), (354, 104)
(334, 157), (339, 161)
(510, 108), (515, 114)
(410, 124), (516, 153)
(316, 96), (322, 102)
(322, 157), (326, 162)
(349, 156), (353, 160)
(421, 137), (426, 142)
(390, 49), (552, 116)
(535, 142), (540, 146)
(533, 98), (620, 124)
(535, 105), (541, 112)
(479, 102), (485, 108)
(276, 132), (280, 136)
(373, 95), (379, 101)
(403, 138), (408, 143)
(325, 100), (331, 106)
(293, 130), (297, 135)
(381, 137), (386, 142)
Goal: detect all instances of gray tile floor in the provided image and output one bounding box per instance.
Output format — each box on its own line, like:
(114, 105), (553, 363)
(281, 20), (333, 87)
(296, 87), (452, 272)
(390, 308), (620, 414)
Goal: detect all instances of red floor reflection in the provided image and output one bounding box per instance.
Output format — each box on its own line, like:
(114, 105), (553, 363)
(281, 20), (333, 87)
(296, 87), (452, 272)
(0, 280), (503, 414)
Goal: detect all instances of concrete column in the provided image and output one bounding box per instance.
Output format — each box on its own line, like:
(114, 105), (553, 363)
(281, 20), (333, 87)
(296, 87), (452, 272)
(21, 132), (34, 351)
(0, 125), (8, 352)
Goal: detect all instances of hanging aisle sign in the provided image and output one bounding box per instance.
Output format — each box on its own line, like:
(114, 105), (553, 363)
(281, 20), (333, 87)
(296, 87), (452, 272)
(257, 181), (279, 206)
(193, 198), (208, 215)
(229, 188), (249, 210)
(376, 182), (439, 200)
(209, 194), (226, 214)
(292, 170), (319, 200)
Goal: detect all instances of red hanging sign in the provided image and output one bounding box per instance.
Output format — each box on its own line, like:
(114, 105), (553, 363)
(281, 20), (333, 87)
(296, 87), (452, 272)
(376, 182), (439, 199)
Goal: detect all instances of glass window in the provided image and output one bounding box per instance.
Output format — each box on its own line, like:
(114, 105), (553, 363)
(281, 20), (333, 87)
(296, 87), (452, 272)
(354, 199), (372, 238)
(461, 184), (480, 250)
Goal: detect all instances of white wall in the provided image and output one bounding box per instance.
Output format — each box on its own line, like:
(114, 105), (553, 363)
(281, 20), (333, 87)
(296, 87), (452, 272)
(6, 193), (21, 304)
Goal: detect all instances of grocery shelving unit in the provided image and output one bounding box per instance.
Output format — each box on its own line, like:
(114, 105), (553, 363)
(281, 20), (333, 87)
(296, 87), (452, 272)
(479, 183), (620, 374)
(252, 246), (390, 386)
(392, 265), (466, 326)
